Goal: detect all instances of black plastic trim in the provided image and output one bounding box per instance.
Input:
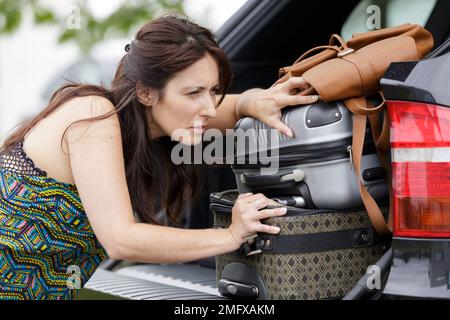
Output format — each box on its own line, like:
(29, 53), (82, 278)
(381, 82), (438, 105)
(382, 61), (419, 82)
(305, 102), (342, 128)
(425, 37), (450, 59)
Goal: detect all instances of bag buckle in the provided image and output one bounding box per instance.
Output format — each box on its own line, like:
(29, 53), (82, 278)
(337, 48), (355, 58)
(240, 234), (262, 256)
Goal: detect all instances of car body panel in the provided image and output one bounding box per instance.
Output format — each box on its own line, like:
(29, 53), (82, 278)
(384, 239), (450, 299)
(380, 37), (450, 299)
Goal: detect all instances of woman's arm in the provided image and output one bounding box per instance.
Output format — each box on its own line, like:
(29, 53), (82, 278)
(206, 90), (266, 133)
(116, 223), (237, 263)
(65, 96), (283, 264)
(119, 192), (284, 263)
(205, 93), (240, 133)
(207, 78), (319, 137)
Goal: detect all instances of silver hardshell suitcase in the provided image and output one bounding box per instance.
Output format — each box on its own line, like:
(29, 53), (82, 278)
(232, 101), (389, 209)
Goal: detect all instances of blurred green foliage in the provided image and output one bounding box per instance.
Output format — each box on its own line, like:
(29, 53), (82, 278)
(0, 0), (184, 54)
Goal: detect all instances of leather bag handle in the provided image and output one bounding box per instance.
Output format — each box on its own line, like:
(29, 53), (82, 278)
(293, 45), (340, 64)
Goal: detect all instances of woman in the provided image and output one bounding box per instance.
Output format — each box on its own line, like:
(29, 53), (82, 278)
(0, 14), (318, 299)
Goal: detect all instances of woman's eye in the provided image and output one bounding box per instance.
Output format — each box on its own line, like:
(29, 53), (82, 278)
(188, 91), (199, 96)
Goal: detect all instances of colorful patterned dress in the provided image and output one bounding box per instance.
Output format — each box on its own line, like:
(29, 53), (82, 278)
(0, 138), (107, 300)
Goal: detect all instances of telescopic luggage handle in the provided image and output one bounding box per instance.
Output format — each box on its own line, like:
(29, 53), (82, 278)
(240, 169), (305, 187)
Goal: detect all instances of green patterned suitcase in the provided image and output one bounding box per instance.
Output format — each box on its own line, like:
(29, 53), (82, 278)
(211, 190), (389, 300)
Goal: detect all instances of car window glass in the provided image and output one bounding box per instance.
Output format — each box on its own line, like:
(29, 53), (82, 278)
(341, 0), (437, 40)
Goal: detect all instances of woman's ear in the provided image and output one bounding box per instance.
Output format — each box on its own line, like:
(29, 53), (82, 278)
(137, 81), (159, 106)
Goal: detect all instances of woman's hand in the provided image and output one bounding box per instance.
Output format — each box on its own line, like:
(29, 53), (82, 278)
(227, 193), (287, 249)
(235, 77), (319, 138)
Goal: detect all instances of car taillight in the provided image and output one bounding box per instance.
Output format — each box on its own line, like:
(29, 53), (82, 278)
(388, 100), (450, 238)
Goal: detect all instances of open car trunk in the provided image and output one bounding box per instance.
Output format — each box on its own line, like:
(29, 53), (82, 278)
(84, 0), (450, 300)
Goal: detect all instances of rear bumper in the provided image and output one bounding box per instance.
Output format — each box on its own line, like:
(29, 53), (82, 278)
(383, 238), (450, 299)
(84, 263), (225, 300)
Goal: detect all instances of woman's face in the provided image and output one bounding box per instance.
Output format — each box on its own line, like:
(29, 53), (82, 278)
(144, 53), (220, 145)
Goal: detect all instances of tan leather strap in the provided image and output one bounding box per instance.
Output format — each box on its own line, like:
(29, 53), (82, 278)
(275, 47), (337, 86)
(344, 97), (392, 234)
(376, 110), (390, 152)
(368, 113), (390, 170)
(344, 92), (386, 115)
(366, 98), (393, 231)
(369, 112), (391, 169)
(341, 52), (379, 96)
(365, 93), (390, 169)
(294, 45), (340, 64)
(329, 34), (348, 49)
(274, 46), (337, 87)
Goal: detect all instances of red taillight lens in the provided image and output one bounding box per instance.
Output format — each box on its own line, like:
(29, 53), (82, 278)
(388, 100), (450, 238)
(389, 101), (450, 148)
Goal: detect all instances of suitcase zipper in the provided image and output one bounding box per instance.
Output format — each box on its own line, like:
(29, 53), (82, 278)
(233, 144), (353, 169)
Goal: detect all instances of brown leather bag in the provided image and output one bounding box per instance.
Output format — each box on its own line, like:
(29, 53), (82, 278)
(274, 24), (434, 234)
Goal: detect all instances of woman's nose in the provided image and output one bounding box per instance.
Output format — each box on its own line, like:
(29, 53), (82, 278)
(202, 96), (217, 118)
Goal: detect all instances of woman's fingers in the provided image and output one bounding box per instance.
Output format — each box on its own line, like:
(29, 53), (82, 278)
(245, 194), (281, 208)
(298, 86), (317, 96)
(276, 94), (319, 107)
(240, 193), (265, 203)
(283, 77), (311, 92)
(275, 77), (318, 107)
(255, 223), (281, 235)
(267, 198), (281, 207)
(253, 203), (287, 235)
(248, 197), (272, 210)
(238, 194), (280, 207)
(257, 207), (287, 220)
(237, 192), (253, 200)
(266, 117), (294, 138)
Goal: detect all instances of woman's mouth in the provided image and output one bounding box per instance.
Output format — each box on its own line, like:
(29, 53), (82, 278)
(189, 126), (206, 134)
(189, 121), (208, 134)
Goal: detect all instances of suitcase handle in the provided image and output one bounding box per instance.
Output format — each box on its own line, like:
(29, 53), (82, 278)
(240, 169), (305, 187)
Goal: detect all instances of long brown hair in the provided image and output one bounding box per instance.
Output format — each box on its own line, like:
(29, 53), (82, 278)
(0, 14), (233, 226)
